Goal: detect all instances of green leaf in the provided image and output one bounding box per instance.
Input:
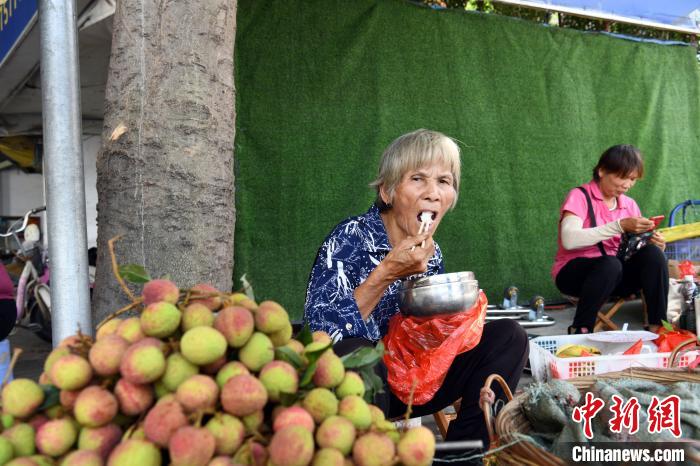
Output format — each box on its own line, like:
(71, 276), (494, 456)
(304, 342), (331, 359)
(662, 320), (674, 332)
(38, 384), (60, 411)
(278, 391), (300, 407)
(275, 347), (304, 370)
(358, 366), (384, 404)
(375, 341), (385, 357)
(119, 264), (151, 284)
(298, 342), (331, 388)
(296, 323), (313, 346)
(341, 347), (379, 369)
(300, 359), (319, 388)
(341, 342), (384, 369)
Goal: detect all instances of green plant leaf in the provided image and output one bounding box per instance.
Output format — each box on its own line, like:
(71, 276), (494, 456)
(358, 366), (384, 404)
(341, 342), (384, 369)
(341, 347), (379, 369)
(38, 384), (60, 411)
(375, 341), (385, 357)
(275, 347), (303, 370)
(304, 342), (331, 359)
(278, 390), (300, 407)
(300, 360), (318, 388)
(662, 320), (674, 332)
(296, 323), (313, 346)
(119, 264), (151, 284)
(299, 343), (331, 387)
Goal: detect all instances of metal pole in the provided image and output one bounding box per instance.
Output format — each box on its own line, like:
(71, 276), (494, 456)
(38, 0), (92, 344)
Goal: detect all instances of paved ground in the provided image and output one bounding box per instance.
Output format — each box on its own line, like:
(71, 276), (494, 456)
(7, 325), (51, 380)
(7, 299), (648, 440)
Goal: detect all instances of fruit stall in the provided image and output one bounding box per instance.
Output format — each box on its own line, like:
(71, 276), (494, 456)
(0, 274), (437, 466)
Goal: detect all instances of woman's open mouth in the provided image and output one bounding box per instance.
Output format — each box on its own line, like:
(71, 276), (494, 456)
(417, 211), (437, 224)
(417, 210), (437, 231)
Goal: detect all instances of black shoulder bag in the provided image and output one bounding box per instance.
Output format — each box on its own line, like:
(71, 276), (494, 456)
(577, 187), (608, 257)
(577, 186), (650, 261)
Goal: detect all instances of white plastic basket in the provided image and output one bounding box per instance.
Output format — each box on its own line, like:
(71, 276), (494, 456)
(529, 334), (699, 382)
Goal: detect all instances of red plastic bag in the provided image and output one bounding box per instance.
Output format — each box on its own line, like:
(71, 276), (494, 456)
(679, 260), (696, 279)
(382, 291), (488, 405)
(653, 326), (697, 353)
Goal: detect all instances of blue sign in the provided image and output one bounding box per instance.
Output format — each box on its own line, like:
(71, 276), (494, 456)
(515, 0), (700, 32)
(0, 0), (39, 67)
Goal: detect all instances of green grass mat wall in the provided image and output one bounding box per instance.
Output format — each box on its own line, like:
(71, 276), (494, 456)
(234, 0), (700, 319)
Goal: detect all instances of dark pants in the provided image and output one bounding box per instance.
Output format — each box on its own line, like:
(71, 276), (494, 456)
(555, 245), (668, 331)
(0, 300), (15, 341)
(333, 319), (529, 451)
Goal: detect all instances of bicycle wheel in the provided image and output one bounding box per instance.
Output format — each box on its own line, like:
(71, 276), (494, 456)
(28, 300), (52, 343)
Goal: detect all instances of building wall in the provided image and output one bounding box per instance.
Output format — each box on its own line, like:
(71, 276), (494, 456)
(0, 135), (99, 247)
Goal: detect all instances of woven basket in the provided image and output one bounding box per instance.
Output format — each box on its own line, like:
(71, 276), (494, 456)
(482, 339), (700, 465)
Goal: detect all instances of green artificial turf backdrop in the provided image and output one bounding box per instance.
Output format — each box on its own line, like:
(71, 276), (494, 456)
(233, 0), (700, 319)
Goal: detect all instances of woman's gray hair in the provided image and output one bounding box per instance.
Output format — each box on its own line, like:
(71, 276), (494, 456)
(370, 129), (461, 211)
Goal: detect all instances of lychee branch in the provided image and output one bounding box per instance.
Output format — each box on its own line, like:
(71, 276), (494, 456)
(108, 235), (136, 302)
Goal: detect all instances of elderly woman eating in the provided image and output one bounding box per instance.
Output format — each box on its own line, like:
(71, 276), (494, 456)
(303, 129), (528, 450)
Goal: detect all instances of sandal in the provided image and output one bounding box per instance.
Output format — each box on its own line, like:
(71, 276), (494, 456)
(568, 326), (590, 335)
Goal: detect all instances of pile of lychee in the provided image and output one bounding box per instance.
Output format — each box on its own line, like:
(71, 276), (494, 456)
(0, 279), (436, 466)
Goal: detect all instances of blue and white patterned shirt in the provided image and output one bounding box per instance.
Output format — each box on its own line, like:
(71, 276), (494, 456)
(303, 204), (444, 343)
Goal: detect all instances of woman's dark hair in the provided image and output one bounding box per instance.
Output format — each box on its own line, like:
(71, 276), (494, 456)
(592, 144), (644, 181)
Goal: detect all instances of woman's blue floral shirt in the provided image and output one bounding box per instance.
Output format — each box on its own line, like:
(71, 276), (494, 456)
(303, 204), (443, 343)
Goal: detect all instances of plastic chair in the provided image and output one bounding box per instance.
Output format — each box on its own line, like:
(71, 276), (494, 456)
(668, 200), (700, 227)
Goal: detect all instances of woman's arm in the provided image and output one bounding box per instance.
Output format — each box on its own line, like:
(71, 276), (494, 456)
(354, 232), (435, 320)
(354, 243), (432, 319)
(560, 212), (659, 250)
(560, 213), (623, 250)
(304, 228), (435, 341)
(304, 238), (375, 341)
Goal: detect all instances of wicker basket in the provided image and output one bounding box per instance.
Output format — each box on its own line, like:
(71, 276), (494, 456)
(482, 340), (700, 465)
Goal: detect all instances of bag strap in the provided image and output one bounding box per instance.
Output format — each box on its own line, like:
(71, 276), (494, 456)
(576, 186), (608, 257)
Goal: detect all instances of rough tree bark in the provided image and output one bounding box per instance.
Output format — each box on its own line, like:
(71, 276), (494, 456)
(94, 0), (236, 321)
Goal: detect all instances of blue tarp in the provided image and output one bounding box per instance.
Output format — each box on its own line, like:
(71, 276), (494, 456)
(527, 0), (700, 31)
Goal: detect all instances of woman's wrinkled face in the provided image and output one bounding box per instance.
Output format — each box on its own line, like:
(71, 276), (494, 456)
(598, 169), (639, 198)
(382, 163), (456, 238)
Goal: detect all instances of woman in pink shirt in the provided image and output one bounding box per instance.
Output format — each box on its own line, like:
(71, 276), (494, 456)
(0, 263), (16, 340)
(552, 145), (668, 334)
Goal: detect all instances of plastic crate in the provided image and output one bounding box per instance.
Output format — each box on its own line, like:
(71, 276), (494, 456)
(661, 201), (700, 261)
(529, 334), (699, 382)
(665, 237), (700, 262)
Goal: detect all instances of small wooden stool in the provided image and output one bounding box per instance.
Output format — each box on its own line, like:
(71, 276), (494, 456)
(594, 297), (626, 331)
(565, 294), (647, 332)
(433, 398), (461, 439)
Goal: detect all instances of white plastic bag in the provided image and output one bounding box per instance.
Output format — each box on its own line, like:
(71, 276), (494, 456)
(667, 278), (683, 325)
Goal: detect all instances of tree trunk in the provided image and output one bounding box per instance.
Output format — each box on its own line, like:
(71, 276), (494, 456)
(94, 0), (236, 321)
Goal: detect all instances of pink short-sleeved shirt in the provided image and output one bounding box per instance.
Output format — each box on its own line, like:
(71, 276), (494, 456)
(551, 180), (642, 279)
(0, 264), (14, 301)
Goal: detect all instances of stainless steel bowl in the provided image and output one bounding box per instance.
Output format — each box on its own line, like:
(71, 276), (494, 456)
(398, 272), (479, 317)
